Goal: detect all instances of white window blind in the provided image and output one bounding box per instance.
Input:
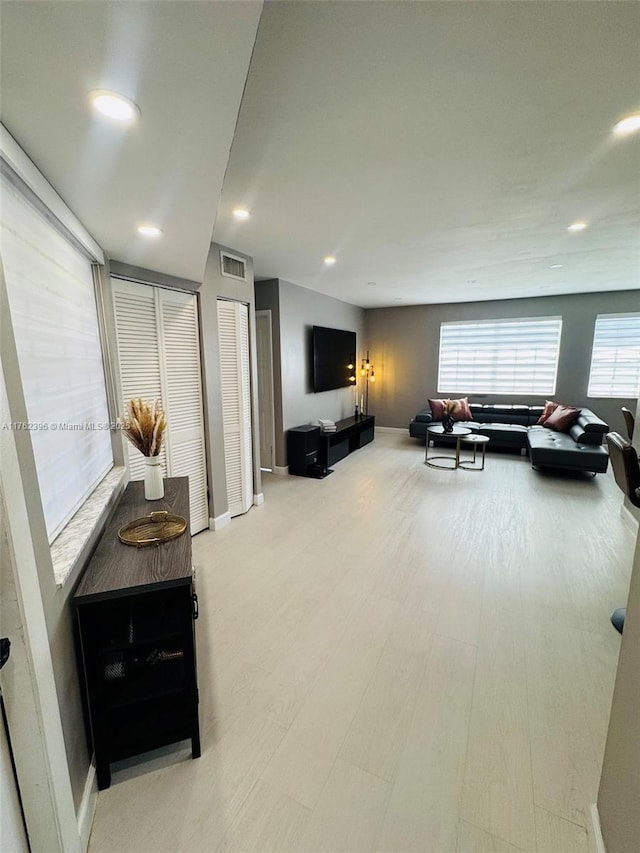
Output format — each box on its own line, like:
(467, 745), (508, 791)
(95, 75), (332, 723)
(587, 313), (640, 398)
(438, 317), (563, 395)
(0, 175), (113, 541)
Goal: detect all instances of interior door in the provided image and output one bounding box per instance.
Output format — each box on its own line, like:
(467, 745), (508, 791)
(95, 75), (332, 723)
(112, 278), (209, 532)
(157, 288), (209, 532)
(111, 279), (167, 483)
(255, 310), (275, 471)
(217, 299), (254, 516)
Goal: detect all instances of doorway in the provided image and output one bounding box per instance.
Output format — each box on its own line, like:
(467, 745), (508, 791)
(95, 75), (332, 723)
(217, 299), (254, 516)
(255, 310), (276, 472)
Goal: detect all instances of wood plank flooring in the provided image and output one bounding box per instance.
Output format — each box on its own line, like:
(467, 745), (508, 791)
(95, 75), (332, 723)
(88, 432), (635, 853)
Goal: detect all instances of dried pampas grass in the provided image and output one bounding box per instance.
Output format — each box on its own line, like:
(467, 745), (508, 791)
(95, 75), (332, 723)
(119, 398), (167, 457)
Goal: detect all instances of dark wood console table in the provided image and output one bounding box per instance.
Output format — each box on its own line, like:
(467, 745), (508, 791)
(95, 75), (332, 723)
(74, 477), (200, 789)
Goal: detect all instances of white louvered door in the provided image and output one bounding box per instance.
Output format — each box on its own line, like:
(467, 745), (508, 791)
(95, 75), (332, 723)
(112, 279), (208, 533)
(112, 281), (167, 483)
(217, 300), (253, 517)
(157, 288), (209, 532)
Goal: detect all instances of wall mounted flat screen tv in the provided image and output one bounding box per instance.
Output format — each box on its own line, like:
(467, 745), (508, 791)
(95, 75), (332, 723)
(312, 326), (356, 393)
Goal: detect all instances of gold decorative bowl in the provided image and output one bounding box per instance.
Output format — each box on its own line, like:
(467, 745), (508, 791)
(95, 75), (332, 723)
(118, 511), (187, 547)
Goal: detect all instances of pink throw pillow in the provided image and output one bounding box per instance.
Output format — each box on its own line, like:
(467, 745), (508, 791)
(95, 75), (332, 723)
(537, 400), (559, 425)
(544, 404), (580, 432)
(428, 399), (448, 420)
(449, 397), (473, 421)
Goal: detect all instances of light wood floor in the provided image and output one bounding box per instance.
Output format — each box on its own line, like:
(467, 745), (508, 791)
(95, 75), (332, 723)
(88, 432), (636, 853)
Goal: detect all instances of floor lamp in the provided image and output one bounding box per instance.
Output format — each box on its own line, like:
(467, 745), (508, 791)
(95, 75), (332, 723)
(348, 356), (357, 418)
(360, 351), (375, 416)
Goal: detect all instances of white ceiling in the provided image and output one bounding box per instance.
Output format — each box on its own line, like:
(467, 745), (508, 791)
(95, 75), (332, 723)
(0, 0), (262, 283)
(215, 1), (640, 307)
(1, 2), (638, 308)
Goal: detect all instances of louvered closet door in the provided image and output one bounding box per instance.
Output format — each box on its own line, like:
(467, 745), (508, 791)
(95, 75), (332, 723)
(112, 279), (208, 533)
(112, 280), (167, 483)
(157, 288), (209, 532)
(217, 300), (253, 517)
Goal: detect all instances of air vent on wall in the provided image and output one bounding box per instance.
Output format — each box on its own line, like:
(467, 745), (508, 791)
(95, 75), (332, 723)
(220, 250), (247, 282)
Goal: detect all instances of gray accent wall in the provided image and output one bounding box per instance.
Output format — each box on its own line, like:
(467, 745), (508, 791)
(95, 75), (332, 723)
(365, 290), (639, 436)
(255, 279), (366, 468)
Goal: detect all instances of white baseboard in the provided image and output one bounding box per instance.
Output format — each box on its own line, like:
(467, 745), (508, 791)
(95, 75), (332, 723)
(272, 465), (289, 476)
(209, 511), (231, 531)
(588, 803), (607, 853)
(77, 760), (97, 852)
(253, 492), (264, 506)
(375, 426), (406, 434)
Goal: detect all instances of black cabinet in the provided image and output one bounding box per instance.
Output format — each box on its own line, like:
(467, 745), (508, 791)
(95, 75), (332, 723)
(74, 477), (200, 790)
(327, 436), (350, 466)
(288, 416), (375, 476)
(357, 423), (375, 449)
(287, 424), (321, 476)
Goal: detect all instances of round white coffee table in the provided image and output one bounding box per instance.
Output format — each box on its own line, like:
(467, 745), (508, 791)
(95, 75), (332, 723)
(425, 424), (472, 469)
(459, 434), (490, 471)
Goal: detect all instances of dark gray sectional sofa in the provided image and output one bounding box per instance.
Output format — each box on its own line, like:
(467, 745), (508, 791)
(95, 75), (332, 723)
(409, 402), (609, 474)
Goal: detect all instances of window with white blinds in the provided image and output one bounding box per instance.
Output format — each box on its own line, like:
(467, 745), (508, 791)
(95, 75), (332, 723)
(587, 313), (640, 398)
(0, 175), (113, 541)
(438, 317), (563, 395)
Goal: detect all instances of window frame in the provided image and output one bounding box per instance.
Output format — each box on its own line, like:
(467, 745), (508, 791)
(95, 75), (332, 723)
(1, 172), (115, 542)
(587, 312), (640, 399)
(1, 128), (125, 587)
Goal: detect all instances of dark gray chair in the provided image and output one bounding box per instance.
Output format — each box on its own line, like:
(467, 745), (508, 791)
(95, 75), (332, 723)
(606, 432), (640, 508)
(621, 407), (635, 442)
(605, 432), (640, 635)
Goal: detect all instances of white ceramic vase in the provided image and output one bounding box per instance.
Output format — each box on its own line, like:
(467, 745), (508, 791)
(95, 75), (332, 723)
(144, 456), (164, 500)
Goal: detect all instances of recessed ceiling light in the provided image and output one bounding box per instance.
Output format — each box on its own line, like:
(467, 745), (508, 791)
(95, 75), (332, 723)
(613, 114), (640, 137)
(90, 90), (140, 122)
(233, 208), (250, 221)
(324, 256), (336, 266)
(568, 221), (588, 232)
(137, 224), (162, 237)
(549, 264), (563, 269)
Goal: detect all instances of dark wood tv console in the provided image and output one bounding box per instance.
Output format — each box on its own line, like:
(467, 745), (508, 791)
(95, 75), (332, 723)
(323, 415), (375, 468)
(288, 415), (375, 477)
